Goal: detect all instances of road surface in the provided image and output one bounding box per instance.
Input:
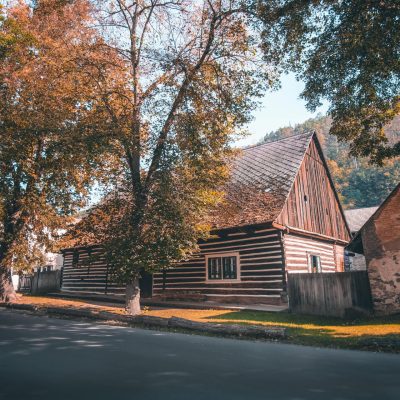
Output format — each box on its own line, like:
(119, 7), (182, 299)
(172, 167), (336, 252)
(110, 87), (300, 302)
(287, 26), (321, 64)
(0, 308), (399, 400)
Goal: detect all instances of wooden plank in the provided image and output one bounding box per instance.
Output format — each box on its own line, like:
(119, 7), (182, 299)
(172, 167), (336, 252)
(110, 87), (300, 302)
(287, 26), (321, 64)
(276, 138), (350, 242)
(61, 228), (286, 305)
(283, 232), (343, 273)
(287, 271), (372, 317)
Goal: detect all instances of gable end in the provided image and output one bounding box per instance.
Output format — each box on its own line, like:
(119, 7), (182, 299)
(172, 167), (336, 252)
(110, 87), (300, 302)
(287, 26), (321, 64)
(275, 134), (350, 242)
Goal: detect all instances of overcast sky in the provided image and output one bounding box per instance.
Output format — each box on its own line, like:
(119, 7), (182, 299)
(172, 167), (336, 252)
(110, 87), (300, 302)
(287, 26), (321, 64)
(235, 73), (329, 148)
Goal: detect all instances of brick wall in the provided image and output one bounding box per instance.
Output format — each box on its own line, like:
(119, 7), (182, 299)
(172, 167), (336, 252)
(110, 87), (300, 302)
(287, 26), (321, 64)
(363, 186), (400, 315)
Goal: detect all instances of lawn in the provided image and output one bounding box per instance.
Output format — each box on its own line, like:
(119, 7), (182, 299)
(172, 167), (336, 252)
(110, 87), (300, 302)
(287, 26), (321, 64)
(145, 307), (400, 352)
(12, 295), (400, 352)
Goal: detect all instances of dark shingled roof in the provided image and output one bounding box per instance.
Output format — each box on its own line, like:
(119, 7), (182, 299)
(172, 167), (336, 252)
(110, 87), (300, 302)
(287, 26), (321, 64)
(65, 132), (317, 247)
(344, 207), (379, 234)
(210, 132), (314, 229)
(232, 132), (314, 191)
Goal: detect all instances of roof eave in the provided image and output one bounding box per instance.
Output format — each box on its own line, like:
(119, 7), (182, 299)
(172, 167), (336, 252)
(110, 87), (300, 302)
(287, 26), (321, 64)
(346, 231), (364, 254)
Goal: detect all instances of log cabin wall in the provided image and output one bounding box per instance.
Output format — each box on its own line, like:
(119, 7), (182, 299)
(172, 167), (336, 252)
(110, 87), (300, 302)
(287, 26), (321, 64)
(283, 233), (345, 273)
(276, 138), (350, 242)
(152, 227), (286, 305)
(61, 246), (125, 296)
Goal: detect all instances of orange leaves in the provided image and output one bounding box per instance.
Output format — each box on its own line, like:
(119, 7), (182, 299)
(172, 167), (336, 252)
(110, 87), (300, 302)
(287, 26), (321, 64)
(0, 1), (120, 273)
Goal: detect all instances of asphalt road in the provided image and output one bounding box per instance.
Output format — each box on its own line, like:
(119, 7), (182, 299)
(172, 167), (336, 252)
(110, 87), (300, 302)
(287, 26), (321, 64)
(0, 309), (399, 400)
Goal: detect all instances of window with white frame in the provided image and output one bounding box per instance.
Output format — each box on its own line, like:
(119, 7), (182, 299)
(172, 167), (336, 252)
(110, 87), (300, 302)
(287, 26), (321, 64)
(206, 253), (240, 281)
(309, 254), (322, 273)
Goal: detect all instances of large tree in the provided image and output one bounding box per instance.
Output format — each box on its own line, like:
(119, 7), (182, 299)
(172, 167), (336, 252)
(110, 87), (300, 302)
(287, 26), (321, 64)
(257, 0), (400, 164)
(69, 0), (275, 314)
(0, 0), (116, 301)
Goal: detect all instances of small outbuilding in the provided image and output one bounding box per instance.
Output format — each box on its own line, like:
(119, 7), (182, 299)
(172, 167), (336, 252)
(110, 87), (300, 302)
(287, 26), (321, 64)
(347, 183), (400, 315)
(344, 207), (378, 271)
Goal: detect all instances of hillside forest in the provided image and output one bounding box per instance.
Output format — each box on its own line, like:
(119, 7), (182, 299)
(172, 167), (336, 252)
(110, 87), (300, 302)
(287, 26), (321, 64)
(262, 115), (400, 209)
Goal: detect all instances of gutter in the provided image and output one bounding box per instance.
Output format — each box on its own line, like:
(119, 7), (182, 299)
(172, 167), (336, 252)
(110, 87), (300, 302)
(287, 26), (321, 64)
(272, 222), (349, 246)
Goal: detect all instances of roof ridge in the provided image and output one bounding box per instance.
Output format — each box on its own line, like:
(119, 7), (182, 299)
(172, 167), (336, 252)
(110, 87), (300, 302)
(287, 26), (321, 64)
(242, 131), (314, 151)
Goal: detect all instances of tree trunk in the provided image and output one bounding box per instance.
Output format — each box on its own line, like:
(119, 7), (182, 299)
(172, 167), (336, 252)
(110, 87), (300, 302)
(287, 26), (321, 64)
(0, 265), (16, 303)
(125, 275), (141, 315)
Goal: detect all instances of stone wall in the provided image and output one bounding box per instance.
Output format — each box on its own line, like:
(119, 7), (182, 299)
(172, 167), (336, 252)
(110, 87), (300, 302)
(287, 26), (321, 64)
(362, 185), (400, 315)
(367, 251), (400, 315)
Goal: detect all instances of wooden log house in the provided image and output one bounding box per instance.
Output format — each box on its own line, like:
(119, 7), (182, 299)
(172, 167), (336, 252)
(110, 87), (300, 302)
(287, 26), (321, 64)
(61, 132), (351, 305)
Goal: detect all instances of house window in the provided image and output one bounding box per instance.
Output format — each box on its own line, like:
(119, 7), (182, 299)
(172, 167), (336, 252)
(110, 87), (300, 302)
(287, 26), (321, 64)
(206, 253), (239, 281)
(309, 254), (321, 273)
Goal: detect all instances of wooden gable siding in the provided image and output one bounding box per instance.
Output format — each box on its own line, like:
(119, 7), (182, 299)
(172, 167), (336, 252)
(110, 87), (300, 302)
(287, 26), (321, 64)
(152, 227), (286, 304)
(61, 246), (125, 295)
(276, 137), (350, 242)
(283, 233), (345, 273)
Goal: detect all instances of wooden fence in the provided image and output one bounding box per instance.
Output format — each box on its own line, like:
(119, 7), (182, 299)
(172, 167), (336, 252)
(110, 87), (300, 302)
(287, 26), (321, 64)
(287, 271), (373, 317)
(18, 270), (62, 295)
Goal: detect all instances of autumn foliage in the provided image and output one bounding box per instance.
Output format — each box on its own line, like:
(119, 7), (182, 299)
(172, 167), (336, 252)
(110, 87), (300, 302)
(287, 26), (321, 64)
(0, 0), (118, 301)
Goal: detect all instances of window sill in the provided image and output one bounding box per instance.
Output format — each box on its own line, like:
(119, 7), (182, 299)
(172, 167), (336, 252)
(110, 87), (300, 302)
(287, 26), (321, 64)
(205, 278), (241, 283)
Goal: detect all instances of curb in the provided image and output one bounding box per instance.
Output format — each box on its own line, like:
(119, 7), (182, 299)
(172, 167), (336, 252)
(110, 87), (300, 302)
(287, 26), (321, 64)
(0, 302), (287, 341)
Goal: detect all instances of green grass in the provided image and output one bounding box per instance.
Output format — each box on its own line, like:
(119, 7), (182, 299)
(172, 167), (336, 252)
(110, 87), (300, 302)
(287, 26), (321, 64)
(19, 295), (400, 353)
(208, 310), (400, 352)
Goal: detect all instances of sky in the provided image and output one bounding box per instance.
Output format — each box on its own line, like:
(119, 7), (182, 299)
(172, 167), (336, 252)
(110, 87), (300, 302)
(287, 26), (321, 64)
(235, 73), (329, 148)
